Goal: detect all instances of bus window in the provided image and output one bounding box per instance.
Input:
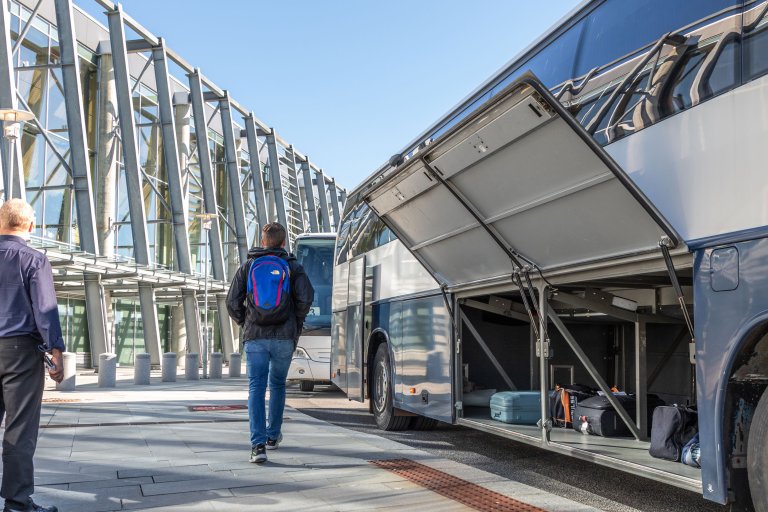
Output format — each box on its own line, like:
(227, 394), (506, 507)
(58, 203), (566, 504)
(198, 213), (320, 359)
(295, 237), (335, 329)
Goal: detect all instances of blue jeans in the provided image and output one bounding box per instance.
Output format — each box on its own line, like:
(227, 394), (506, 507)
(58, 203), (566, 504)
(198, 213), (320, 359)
(244, 338), (294, 447)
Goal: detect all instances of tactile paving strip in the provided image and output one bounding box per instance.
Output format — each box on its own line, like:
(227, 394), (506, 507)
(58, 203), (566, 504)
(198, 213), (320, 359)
(370, 458), (546, 512)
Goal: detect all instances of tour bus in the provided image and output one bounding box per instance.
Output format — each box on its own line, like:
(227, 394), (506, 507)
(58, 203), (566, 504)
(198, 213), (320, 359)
(331, 0), (768, 509)
(288, 233), (336, 392)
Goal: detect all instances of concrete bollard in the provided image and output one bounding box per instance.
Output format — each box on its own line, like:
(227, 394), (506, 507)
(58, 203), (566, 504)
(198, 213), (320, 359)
(229, 352), (242, 378)
(56, 352), (77, 391)
(98, 353), (117, 388)
(185, 353), (199, 380)
(134, 353), (151, 385)
(162, 352), (177, 382)
(210, 352), (223, 379)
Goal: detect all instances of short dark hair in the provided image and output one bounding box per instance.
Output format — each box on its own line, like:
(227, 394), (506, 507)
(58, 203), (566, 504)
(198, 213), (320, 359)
(262, 222), (286, 248)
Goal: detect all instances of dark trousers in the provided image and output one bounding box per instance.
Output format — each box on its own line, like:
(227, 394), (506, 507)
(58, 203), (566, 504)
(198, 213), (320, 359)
(0, 337), (44, 508)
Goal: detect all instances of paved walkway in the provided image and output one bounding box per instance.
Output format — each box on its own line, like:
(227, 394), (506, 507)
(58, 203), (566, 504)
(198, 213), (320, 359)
(8, 370), (599, 511)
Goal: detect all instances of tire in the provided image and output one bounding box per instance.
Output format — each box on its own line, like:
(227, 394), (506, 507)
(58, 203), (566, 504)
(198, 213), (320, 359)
(410, 416), (439, 431)
(748, 388), (768, 512)
(372, 344), (410, 431)
(300, 380), (315, 392)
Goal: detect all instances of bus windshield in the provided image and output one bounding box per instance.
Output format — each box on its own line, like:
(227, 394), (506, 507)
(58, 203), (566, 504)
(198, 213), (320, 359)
(294, 236), (335, 329)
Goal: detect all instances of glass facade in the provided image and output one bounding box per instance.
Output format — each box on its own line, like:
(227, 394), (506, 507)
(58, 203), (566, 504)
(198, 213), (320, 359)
(2, 0), (343, 366)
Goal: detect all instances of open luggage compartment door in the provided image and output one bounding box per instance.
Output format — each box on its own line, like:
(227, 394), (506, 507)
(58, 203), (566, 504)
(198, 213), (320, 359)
(365, 73), (681, 291)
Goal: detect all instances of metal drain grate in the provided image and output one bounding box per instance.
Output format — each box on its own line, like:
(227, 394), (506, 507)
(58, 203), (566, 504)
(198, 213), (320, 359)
(188, 405), (248, 412)
(370, 459), (546, 512)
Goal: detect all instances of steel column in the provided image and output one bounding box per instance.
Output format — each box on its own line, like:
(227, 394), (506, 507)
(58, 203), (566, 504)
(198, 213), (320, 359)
(106, 5), (161, 364)
(285, 145), (305, 234)
(0, 0), (25, 200)
(328, 178), (340, 231)
(54, 0), (108, 366)
(243, 114), (268, 231)
(188, 70), (230, 356)
(635, 320), (648, 439)
(539, 284), (551, 443)
(265, 130), (288, 232)
(219, 93), (249, 263)
(547, 310), (642, 440)
(315, 168), (331, 232)
(460, 311), (516, 391)
(299, 159), (319, 232)
(152, 40), (209, 358)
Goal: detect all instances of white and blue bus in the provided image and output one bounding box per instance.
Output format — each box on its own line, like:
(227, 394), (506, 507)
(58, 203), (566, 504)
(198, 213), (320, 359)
(287, 233), (336, 392)
(331, 0), (768, 509)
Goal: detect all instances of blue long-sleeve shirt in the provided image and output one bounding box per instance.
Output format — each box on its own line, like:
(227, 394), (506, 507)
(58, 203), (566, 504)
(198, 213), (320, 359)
(0, 235), (65, 352)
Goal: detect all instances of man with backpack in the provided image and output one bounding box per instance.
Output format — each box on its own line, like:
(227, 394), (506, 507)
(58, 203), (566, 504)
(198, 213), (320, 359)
(226, 222), (314, 463)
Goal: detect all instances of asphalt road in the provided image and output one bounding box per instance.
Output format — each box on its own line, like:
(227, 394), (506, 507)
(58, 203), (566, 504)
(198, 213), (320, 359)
(285, 384), (728, 512)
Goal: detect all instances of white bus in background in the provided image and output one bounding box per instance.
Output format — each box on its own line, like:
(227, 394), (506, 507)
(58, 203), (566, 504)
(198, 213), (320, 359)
(288, 233), (336, 392)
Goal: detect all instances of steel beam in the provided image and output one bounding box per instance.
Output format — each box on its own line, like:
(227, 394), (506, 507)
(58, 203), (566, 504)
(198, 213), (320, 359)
(328, 178), (341, 231)
(53, 0), (108, 366)
(551, 289), (681, 324)
(152, 46), (218, 358)
(0, 0), (25, 200)
(539, 284), (551, 442)
(547, 309), (642, 440)
(461, 298), (530, 323)
(299, 159), (319, 232)
(106, 5), (161, 364)
(219, 93), (249, 263)
(460, 310), (516, 391)
(284, 145), (305, 234)
(315, 167), (331, 232)
(265, 130), (288, 232)
(635, 320), (648, 439)
(187, 70), (234, 360)
(243, 114), (268, 231)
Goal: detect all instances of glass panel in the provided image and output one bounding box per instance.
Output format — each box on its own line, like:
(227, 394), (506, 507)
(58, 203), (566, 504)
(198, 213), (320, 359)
(573, 0), (739, 77)
(294, 237), (335, 328)
(17, 68), (46, 122)
(20, 130), (45, 187)
(17, 25), (48, 68)
(42, 188), (64, 240)
(47, 69), (68, 135)
(743, 0), (768, 80)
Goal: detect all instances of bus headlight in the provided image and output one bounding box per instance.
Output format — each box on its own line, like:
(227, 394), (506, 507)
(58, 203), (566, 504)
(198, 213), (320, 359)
(293, 347), (309, 359)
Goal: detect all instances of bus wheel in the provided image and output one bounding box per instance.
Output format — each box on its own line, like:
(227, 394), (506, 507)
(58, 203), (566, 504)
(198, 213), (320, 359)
(300, 381), (315, 392)
(372, 344), (410, 431)
(410, 416), (438, 431)
(748, 388), (768, 512)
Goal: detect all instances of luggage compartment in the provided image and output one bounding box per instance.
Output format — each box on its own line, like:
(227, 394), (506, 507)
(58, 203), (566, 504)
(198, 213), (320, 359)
(455, 265), (702, 492)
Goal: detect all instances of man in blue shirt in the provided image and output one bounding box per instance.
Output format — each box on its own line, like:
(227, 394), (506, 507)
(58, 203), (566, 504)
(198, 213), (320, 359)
(0, 199), (64, 512)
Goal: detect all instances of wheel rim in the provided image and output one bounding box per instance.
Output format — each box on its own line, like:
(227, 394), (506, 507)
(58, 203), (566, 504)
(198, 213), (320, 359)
(374, 357), (388, 413)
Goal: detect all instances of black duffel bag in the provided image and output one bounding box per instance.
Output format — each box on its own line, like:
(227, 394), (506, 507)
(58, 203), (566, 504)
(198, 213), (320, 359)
(649, 404), (698, 461)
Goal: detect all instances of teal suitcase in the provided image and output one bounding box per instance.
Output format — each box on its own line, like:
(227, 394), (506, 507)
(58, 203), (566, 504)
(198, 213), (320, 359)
(490, 391), (541, 425)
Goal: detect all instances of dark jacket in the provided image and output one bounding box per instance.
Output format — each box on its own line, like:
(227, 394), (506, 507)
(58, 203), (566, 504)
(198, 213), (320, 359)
(226, 246), (314, 343)
(0, 235), (66, 351)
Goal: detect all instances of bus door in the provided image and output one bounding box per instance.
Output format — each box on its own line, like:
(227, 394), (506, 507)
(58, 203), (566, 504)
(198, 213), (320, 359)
(345, 255), (366, 401)
(364, 73), (684, 436)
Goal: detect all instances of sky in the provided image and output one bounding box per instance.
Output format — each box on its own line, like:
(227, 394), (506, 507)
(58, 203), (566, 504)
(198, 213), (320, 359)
(77, 0), (583, 192)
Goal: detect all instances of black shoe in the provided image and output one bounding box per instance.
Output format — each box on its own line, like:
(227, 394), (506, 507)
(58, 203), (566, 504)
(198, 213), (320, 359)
(249, 444), (267, 463)
(3, 500), (58, 512)
(266, 433), (283, 450)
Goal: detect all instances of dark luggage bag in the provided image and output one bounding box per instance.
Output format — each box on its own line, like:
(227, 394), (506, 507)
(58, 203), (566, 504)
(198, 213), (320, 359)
(574, 394), (665, 437)
(649, 404), (698, 461)
(549, 384), (597, 428)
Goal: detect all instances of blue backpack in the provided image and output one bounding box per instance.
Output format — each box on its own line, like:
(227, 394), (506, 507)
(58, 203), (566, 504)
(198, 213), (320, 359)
(246, 255), (292, 325)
